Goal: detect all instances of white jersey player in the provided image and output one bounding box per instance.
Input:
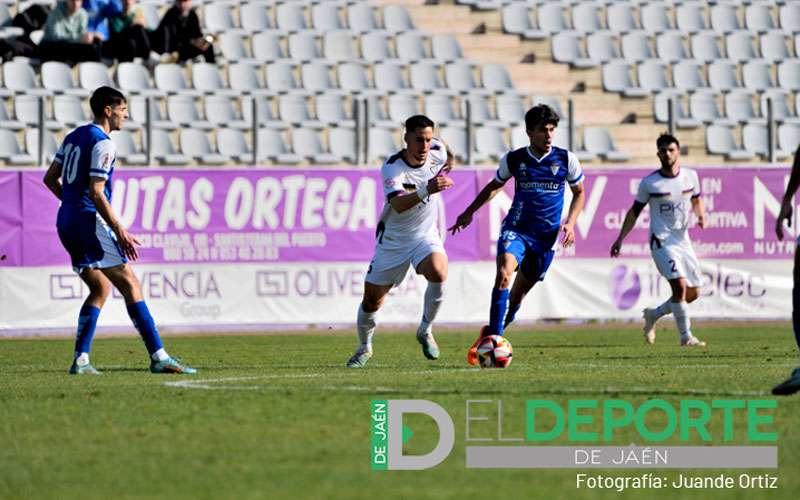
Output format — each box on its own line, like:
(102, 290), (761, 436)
(347, 115), (454, 368)
(611, 134), (707, 346)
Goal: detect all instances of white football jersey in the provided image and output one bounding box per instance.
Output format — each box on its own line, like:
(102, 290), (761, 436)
(378, 138), (448, 248)
(635, 167), (701, 245)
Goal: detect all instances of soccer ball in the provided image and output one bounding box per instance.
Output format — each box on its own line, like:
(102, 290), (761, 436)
(476, 335), (513, 368)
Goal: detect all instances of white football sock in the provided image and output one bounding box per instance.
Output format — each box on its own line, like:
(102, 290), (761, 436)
(670, 301), (692, 338)
(357, 304), (377, 348)
(74, 352), (90, 366)
(151, 348), (169, 362)
(654, 299), (673, 318)
(419, 282), (444, 336)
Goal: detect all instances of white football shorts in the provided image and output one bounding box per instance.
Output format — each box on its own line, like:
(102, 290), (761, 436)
(365, 233), (446, 287)
(651, 240), (702, 287)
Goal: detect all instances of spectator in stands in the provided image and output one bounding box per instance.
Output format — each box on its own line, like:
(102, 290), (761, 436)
(149, 0), (214, 63)
(83, 0), (123, 44)
(108, 0), (150, 62)
(39, 0), (102, 63)
(0, 3), (51, 61)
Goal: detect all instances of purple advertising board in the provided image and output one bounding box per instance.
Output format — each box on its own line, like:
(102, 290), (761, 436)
(2, 166), (794, 268)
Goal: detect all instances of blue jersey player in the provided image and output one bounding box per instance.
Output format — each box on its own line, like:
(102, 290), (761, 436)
(42, 86), (196, 375)
(449, 104), (585, 365)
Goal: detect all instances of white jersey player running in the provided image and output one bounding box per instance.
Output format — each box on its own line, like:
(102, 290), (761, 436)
(611, 134), (707, 346)
(347, 115), (454, 368)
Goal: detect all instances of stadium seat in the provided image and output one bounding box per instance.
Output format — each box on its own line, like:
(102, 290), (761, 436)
(690, 91), (736, 126)
(725, 31), (759, 62)
(760, 30), (791, 63)
(586, 31), (619, 63)
(710, 4), (741, 34)
(474, 126), (507, 163)
(15, 95), (62, 130)
(0, 100), (23, 130)
(607, 2), (640, 33)
(601, 60), (648, 97)
(78, 62), (115, 93)
(572, 2), (605, 34)
(266, 61), (304, 94)
(347, 3), (380, 34)
(366, 95), (397, 129)
(741, 59), (778, 93)
(583, 127), (630, 161)
(276, 2), (309, 32)
(217, 128), (252, 163)
(278, 94), (323, 129)
(192, 63), (237, 97)
(373, 61), (410, 94)
(240, 2), (273, 32)
(501, 4), (545, 40)
(690, 31), (723, 62)
(673, 60), (707, 92)
(780, 4), (800, 34)
(396, 32), (430, 61)
(230, 63), (272, 96)
(109, 130), (147, 165)
(424, 94), (462, 127)
(168, 96), (213, 130)
(511, 126), (528, 149)
(778, 123), (800, 155)
(252, 32), (285, 63)
(445, 62), (488, 95)
(481, 64), (516, 94)
(706, 125), (753, 160)
(204, 96), (249, 130)
(324, 30), (358, 62)
(155, 63), (201, 97)
(537, 3), (571, 35)
(462, 95), (502, 128)
(368, 127), (399, 163)
(301, 61), (338, 94)
(288, 31), (321, 62)
(129, 95), (176, 130)
(203, 3), (246, 35)
(338, 62), (378, 95)
(410, 61), (451, 95)
(388, 94), (420, 125)
(383, 5), (416, 34)
(241, 95), (286, 129)
(440, 125), (474, 163)
(180, 129), (227, 165)
(328, 128), (356, 164)
(146, 129), (189, 165)
(361, 32), (393, 63)
(25, 129), (58, 163)
(316, 94), (355, 128)
(745, 3), (776, 33)
(675, 2), (708, 34)
(53, 95), (89, 128)
(621, 31), (655, 63)
(257, 128), (302, 164)
(637, 60), (670, 93)
(495, 93), (525, 126)
(218, 33), (257, 66)
(761, 90), (800, 124)
(139, 3), (160, 30)
(312, 3), (344, 31)
(117, 62), (163, 97)
(41, 61), (90, 97)
(741, 123), (785, 160)
(292, 128), (339, 164)
(726, 90), (764, 124)
(431, 34), (468, 64)
(656, 31), (689, 63)
(777, 59), (800, 91)
(0, 129), (35, 165)
(653, 93), (700, 129)
(552, 31), (595, 68)
(708, 59), (740, 92)
(640, 3), (674, 33)
(3, 61), (47, 96)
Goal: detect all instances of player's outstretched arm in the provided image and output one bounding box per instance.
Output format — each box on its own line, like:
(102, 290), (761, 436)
(42, 160), (63, 201)
(448, 178), (504, 234)
(560, 182), (585, 247)
(388, 174), (454, 214)
(691, 196), (706, 229)
(88, 177), (140, 261)
(610, 202), (644, 257)
(777, 147), (800, 240)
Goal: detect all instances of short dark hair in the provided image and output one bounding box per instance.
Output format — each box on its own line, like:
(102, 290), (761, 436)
(525, 104), (559, 131)
(656, 133), (680, 149)
(89, 86), (126, 118)
(405, 114), (435, 133)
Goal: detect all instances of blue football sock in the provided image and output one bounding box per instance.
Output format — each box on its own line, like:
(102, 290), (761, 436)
(74, 305), (100, 355)
(793, 286), (800, 350)
(126, 301), (164, 355)
(504, 302), (521, 328)
(489, 288), (509, 336)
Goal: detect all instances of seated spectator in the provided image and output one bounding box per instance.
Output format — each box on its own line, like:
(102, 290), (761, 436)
(0, 3), (51, 61)
(82, 0), (122, 42)
(150, 0), (214, 63)
(39, 0), (101, 63)
(108, 0), (150, 62)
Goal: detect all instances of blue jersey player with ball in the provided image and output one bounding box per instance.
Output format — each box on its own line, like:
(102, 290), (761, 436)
(449, 104), (586, 365)
(43, 86), (196, 375)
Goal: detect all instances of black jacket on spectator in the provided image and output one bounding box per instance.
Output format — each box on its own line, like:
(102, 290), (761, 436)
(149, 5), (213, 63)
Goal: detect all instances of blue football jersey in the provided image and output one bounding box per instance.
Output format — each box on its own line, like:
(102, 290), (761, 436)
(56, 123), (117, 214)
(495, 145), (584, 247)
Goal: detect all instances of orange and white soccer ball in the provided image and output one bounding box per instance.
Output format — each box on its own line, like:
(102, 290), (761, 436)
(476, 335), (513, 368)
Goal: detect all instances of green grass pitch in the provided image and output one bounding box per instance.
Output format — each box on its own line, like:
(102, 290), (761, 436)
(1, 323), (798, 500)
